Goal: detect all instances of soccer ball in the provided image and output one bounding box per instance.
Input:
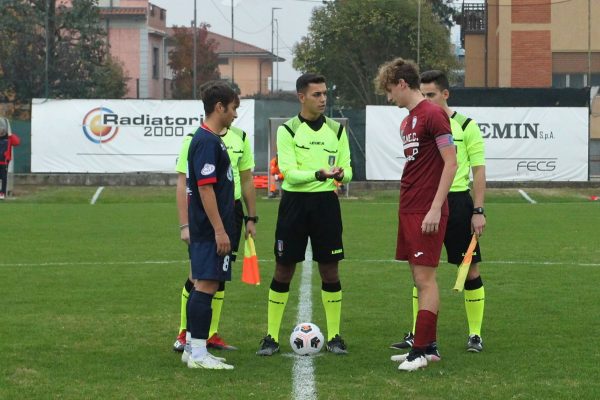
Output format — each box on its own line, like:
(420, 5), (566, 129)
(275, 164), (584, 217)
(289, 322), (324, 355)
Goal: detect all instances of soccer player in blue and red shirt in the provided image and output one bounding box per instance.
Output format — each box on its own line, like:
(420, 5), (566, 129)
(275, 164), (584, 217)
(374, 58), (457, 371)
(184, 81), (237, 370)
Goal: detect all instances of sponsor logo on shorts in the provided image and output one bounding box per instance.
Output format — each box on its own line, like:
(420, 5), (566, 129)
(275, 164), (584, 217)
(331, 248), (343, 255)
(277, 240), (284, 257)
(414, 251), (424, 258)
(201, 163), (215, 175)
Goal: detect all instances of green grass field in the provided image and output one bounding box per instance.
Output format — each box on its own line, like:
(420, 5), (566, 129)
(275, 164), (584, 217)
(1, 186), (600, 399)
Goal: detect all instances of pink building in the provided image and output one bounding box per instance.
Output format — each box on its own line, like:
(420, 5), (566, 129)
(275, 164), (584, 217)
(99, 0), (170, 99)
(98, 0), (281, 98)
(206, 31), (284, 96)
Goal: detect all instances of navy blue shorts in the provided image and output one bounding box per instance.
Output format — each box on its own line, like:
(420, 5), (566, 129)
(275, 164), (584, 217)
(189, 241), (233, 282)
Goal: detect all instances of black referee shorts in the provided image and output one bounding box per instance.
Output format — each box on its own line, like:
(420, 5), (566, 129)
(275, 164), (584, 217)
(231, 199), (244, 262)
(444, 191), (482, 265)
(274, 190), (344, 264)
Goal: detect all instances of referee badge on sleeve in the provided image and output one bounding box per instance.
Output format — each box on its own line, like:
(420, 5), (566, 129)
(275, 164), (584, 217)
(328, 155), (336, 166)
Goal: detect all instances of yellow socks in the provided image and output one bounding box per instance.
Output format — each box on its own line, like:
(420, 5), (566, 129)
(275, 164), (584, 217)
(321, 281), (343, 341)
(208, 290), (225, 337)
(179, 279), (193, 332)
(267, 283), (289, 343)
(411, 286), (418, 334)
(464, 277), (485, 336)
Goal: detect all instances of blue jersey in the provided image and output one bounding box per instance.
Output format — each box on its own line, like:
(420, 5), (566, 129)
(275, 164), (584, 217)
(187, 126), (235, 243)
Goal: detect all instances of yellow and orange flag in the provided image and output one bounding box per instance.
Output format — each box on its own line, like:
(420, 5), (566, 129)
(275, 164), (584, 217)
(453, 234), (478, 292)
(242, 236), (260, 285)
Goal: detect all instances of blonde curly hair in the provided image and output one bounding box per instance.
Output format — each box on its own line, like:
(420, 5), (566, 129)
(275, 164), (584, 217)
(374, 57), (420, 95)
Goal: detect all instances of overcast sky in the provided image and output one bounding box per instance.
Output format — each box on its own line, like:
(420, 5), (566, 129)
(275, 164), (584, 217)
(150, 0), (465, 91)
(150, 0), (326, 90)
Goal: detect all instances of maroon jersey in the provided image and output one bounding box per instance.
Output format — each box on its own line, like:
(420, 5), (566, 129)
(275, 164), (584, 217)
(399, 100), (452, 215)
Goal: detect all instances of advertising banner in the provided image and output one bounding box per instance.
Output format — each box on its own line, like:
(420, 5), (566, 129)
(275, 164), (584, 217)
(366, 106), (588, 181)
(31, 99), (254, 173)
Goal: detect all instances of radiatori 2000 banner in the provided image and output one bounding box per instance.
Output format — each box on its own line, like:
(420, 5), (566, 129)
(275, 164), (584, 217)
(31, 99), (254, 173)
(366, 106), (589, 181)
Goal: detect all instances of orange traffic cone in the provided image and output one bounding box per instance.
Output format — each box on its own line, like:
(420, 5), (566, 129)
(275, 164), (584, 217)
(242, 236), (260, 285)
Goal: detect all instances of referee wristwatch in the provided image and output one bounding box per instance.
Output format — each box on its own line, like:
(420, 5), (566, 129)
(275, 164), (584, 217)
(472, 207), (485, 215)
(244, 216), (259, 224)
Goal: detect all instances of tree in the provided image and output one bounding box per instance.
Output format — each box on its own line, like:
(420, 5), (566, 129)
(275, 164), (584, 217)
(0, 1), (47, 104)
(429, 0), (458, 29)
(168, 24), (221, 99)
(51, 0), (127, 99)
(293, 0), (457, 107)
(0, 0), (127, 114)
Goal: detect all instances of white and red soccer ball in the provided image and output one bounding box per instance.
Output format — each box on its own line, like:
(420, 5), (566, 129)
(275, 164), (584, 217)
(289, 322), (324, 355)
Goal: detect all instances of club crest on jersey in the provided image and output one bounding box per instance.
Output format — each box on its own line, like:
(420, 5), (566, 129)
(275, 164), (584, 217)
(412, 116), (417, 129)
(201, 163), (215, 175)
(401, 119), (408, 131)
(328, 155), (336, 166)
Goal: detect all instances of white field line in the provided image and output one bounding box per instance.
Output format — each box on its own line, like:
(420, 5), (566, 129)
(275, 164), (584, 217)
(518, 189), (537, 204)
(90, 186), (105, 205)
(0, 260), (188, 267)
(292, 240), (317, 400)
(2, 258), (600, 268)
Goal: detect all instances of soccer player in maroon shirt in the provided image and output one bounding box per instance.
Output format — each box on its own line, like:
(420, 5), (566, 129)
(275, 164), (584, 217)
(374, 58), (457, 371)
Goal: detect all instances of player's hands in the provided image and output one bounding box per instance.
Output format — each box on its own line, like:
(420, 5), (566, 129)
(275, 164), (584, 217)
(471, 214), (486, 237)
(180, 226), (190, 245)
(421, 208), (442, 235)
(331, 167), (344, 182)
(245, 221), (256, 239)
(215, 231), (231, 256)
(274, 175), (279, 181)
(318, 168), (336, 179)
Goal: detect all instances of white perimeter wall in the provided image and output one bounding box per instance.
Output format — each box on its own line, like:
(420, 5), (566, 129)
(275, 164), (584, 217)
(366, 106), (589, 181)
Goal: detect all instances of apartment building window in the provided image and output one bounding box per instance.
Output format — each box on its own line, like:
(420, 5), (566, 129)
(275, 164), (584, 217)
(570, 74), (584, 88)
(153, 47), (159, 79)
(552, 74), (566, 88)
(160, 9), (165, 20)
(552, 73), (589, 88)
(218, 58), (229, 65)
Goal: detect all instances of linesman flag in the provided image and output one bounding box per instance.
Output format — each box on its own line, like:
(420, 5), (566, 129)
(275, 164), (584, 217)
(242, 236), (260, 285)
(453, 234), (478, 292)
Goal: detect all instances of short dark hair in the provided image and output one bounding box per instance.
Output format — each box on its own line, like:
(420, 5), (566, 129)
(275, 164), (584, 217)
(420, 70), (450, 91)
(374, 57), (420, 94)
(296, 73), (326, 93)
(200, 81), (238, 115)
